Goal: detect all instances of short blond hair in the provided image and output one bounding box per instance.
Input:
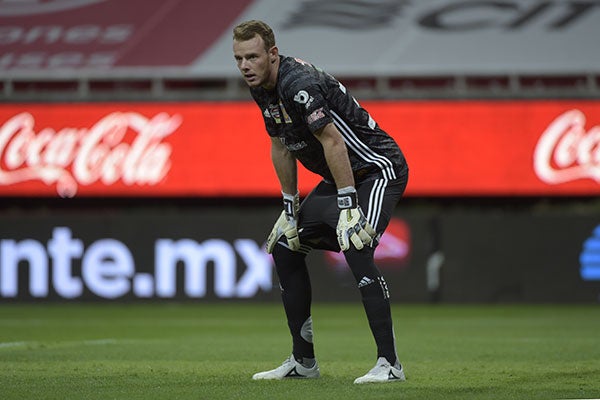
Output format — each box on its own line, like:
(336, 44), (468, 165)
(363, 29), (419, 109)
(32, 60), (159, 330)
(233, 20), (275, 51)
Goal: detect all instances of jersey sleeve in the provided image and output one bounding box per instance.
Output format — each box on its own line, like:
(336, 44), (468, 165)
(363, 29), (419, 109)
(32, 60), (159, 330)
(286, 74), (333, 134)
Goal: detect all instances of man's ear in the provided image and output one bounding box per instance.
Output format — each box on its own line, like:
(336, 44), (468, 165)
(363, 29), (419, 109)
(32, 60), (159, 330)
(269, 46), (279, 63)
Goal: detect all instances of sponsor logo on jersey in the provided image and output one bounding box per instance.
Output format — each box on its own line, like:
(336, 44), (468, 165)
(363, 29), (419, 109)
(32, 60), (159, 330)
(294, 90), (314, 109)
(307, 107), (326, 124)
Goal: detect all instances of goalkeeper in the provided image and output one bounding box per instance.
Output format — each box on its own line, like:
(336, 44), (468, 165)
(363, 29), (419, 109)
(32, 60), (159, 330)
(233, 20), (409, 384)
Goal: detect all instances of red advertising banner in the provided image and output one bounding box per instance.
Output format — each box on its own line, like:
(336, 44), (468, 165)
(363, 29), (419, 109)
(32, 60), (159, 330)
(0, 100), (599, 197)
(0, 0), (252, 70)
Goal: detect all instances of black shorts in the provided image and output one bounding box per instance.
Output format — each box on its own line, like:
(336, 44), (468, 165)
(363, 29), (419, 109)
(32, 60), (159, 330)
(296, 170), (408, 252)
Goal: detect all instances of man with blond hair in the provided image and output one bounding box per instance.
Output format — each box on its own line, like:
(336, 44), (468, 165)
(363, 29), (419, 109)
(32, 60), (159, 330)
(233, 20), (409, 384)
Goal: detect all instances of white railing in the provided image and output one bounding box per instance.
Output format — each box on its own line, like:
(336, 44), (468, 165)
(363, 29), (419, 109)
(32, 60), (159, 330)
(1, 72), (598, 102)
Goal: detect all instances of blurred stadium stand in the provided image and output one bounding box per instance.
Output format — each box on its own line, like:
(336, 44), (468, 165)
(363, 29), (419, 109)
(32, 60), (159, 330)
(1, 0), (599, 102)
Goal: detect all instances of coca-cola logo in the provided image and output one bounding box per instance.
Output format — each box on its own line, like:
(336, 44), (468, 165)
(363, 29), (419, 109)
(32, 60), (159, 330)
(534, 109), (600, 185)
(0, 111), (181, 197)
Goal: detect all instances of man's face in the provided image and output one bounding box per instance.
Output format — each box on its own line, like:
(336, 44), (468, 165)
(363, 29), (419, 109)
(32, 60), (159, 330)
(233, 34), (276, 89)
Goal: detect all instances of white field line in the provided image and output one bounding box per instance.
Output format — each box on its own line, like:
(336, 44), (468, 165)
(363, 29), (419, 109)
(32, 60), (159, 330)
(0, 338), (122, 350)
(0, 341), (27, 348)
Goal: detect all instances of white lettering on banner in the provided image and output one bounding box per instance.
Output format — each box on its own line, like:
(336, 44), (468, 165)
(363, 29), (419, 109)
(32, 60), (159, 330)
(534, 109), (600, 185)
(234, 239), (272, 297)
(82, 239), (135, 299)
(0, 52), (117, 69)
(155, 238), (272, 298)
(0, 24), (133, 45)
(48, 227), (83, 298)
(0, 227), (273, 299)
(0, 0), (106, 17)
(0, 111), (181, 197)
(0, 239), (48, 297)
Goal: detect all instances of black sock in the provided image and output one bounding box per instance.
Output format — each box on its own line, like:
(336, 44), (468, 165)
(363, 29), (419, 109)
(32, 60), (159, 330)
(273, 245), (315, 359)
(361, 281), (397, 365)
(345, 247), (398, 365)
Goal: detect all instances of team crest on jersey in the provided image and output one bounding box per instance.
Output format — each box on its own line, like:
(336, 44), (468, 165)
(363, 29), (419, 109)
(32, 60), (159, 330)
(268, 104), (282, 123)
(268, 101), (292, 124)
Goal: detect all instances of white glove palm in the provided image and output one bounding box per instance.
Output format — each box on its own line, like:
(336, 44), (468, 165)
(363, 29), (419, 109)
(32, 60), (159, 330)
(266, 192), (300, 253)
(335, 186), (377, 251)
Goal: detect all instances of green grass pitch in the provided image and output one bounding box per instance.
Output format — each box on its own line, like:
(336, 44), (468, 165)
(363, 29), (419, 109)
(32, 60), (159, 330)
(1, 303), (599, 400)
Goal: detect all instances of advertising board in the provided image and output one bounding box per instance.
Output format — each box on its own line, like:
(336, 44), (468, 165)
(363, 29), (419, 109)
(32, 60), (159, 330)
(1, 100), (599, 197)
(0, 208), (429, 302)
(1, 208), (598, 303)
(439, 213), (600, 302)
(1, 0), (598, 76)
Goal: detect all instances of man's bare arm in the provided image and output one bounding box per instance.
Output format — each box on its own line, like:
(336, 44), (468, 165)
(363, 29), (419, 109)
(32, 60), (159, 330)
(270, 136), (298, 195)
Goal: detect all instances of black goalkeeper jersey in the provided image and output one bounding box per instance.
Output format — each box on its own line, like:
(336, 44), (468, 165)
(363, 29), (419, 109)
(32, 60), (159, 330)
(250, 55), (407, 184)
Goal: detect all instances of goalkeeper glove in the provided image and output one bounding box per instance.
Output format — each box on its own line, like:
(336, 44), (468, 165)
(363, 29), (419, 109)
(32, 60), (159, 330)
(336, 187), (377, 251)
(266, 192), (300, 253)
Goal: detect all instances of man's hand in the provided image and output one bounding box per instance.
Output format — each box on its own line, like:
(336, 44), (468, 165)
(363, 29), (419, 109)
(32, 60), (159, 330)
(266, 192), (300, 253)
(336, 187), (377, 251)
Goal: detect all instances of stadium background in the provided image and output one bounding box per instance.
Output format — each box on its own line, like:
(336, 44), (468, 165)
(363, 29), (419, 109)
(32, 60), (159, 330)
(1, 0), (599, 304)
